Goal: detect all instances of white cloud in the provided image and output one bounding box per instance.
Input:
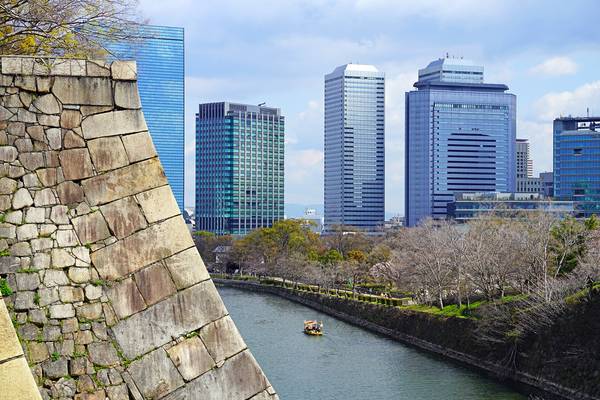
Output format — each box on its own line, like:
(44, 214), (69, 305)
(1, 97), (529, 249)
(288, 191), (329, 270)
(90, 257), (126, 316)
(530, 56), (578, 76)
(517, 120), (553, 174)
(285, 149), (324, 204)
(535, 81), (600, 121)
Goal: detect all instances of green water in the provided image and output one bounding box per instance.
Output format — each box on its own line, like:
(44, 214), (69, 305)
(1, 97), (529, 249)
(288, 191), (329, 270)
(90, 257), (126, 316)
(218, 286), (528, 400)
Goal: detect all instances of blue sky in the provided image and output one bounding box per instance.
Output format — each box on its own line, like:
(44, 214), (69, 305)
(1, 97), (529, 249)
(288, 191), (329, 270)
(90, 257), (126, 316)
(138, 0), (600, 216)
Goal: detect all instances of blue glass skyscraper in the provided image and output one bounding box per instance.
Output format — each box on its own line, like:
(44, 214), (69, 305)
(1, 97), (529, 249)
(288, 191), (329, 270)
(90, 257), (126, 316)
(195, 102), (285, 235)
(109, 25), (185, 210)
(324, 64), (385, 233)
(554, 116), (600, 217)
(405, 57), (516, 226)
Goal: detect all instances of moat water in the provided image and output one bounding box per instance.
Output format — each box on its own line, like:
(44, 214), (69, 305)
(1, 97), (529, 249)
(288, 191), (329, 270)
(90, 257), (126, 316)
(218, 286), (527, 400)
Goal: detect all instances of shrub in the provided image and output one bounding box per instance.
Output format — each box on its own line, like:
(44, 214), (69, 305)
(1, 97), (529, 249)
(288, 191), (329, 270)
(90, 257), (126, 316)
(0, 278), (12, 297)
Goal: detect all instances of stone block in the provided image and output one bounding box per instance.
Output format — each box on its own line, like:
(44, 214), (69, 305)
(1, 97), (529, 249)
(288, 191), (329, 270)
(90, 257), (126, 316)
(33, 188), (57, 206)
(31, 238), (53, 252)
(72, 212), (111, 244)
(56, 229), (79, 247)
(49, 304), (75, 319)
(135, 263), (176, 306)
(106, 384), (129, 400)
(27, 341), (50, 364)
(32, 253), (51, 269)
(85, 284), (103, 300)
(7, 122), (25, 136)
(42, 357), (69, 379)
(16, 272), (40, 291)
(92, 216), (193, 280)
(200, 316), (247, 364)
(52, 76), (112, 105)
(36, 76), (52, 92)
(46, 127), (62, 150)
(1, 57), (22, 74)
(114, 81), (141, 109)
(81, 109), (148, 139)
(121, 132), (157, 163)
(16, 224), (38, 241)
(0, 223), (16, 239)
(0, 177), (17, 194)
(44, 269), (69, 286)
(63, 130), (86, 148)
(14, 137), (33, 152)
(82, 158), (167, 206)
(162, 350), (269, 400)
(15, 75), (36, 91)
(0, 146), (17, 162)
(136, 185), (180, 223)
(68, 267), (90, 283)
(12, 187), (33, 209)
(0, 357), (43, 400)
(71, 59), (86, 76)
(111, 61), (137, 80)
(87, 61), (110, 77)
(0, 255), (20, 274)
(38, 287), (59, 307)
(50, 205), (69, 224)
(59, 148), (95, 180)
(88, 342), (120, 367)
(59, 286), (84, 303)
(127, 348), (184, 399)
(56, 181), (84, 205)
(60, 109), (82, 129)
(76, 302), (103, 321)
(88, 137), (129, 172)
(112, 281), (227, 359)
(0, 105), (12, 121)
(164, 248), (209, 290)
(33, 93), (61, 114)
(14, 291), (36, 310)
(19, 152), (44, 170)
(38, 114), (60, 127)
(100, 197), (147, 239)
(24, 207), (45, 224)
(81, 105), (112, 116)
(10, 241), (31, 256)
(28, 309), (47, 325)
(18, 108), (37, 123)
(105, 278), (144, 321)
(36, 168), (57, 187)
(166, 336), (215, 381)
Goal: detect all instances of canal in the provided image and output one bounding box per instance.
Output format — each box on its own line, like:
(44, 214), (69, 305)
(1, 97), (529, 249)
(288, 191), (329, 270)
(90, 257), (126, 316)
(218, 286), (527, 400)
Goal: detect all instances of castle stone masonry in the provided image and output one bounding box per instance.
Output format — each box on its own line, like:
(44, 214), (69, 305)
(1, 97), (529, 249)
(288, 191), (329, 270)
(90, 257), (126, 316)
(0, 55), (277, 400)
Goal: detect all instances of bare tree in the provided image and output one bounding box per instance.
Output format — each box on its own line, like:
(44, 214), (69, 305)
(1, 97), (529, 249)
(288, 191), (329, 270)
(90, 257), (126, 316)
(0, 0), (143, 57)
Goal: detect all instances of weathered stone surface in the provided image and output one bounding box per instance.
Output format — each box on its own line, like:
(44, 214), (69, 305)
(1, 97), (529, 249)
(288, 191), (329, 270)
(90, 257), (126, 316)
(114, 81), (141, 109)
(63, 130), (86, 148)
(59, 148), (95, 180)
(14, 138), (33, 152)
(31, 238), (52, 252)
(59, 286), (84, 303)
(0, 357), (43, 400)
(0, 255), (20, 274)
(164, 248), (209, 290)
(12, 187), (33, 209)
(32, 252), (51, 270)
(113, 281), (227, 359)
(38, 114), (60, 127)
(0, 146), (17, 162)
(81, 109), (148, 139)
(18, 108), (37, 123)
(84, 284), (103, 300)
(52, 76), (112, 105)
(92, 216), (193, 280)
(56, 229), (79, 247)
(0, 299), (24, 359)
(100, 197), (147, 239)
(46, 127), (62, 150)
(17, 224), (38, 241)
(0, 177), (17, 194)
(121, 132), (157, 163)
(19, 152), (44, 170)
(36, 168), (57, 187)
(56, 181), (84, 204)
(128, 348), (184, 399)
(82, 158), (166, 206)
(34, 188), (57, 206)
(0, 223), (16, 239)
(38, 287), (59, 307)
(88, 342), (120, 367)
(42, 357), (69, 379)
(80, 105), (112, 116)
(24, 207), (45, 223)
(50, 205), (69, 224)
(76, 302), (103, 320)
(60, 109), (82, 129)
(162, 351), (269, 400)
(15, 273), (40, 291)
(27, 341), (50, 364)
(10, 241), (31, 256)
(136, 185), (180, 223)
(88, 137), (129, 172)
(87, 60), (110, 77)
(106, 277), (146, 319)
(200, 316), (247, 364)
(14, 291), (36, 310)
(1, 57), (22, 74)
(111, 61), (137, 80)
(167, 336), (215, 381)
(106, 384), (129, 400)
(44, 269), (69, 286)
(135, 263), (176, 305)
(49, 303), (75, 319)
(67, 267), (90, 284)
(33, 93), (61, 114)
(8, 122), (26, 136)
(72, 212), (111, 244)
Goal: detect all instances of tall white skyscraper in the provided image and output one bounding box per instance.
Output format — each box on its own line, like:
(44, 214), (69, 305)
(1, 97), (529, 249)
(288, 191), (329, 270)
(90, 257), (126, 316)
(324, 64), (385, 233)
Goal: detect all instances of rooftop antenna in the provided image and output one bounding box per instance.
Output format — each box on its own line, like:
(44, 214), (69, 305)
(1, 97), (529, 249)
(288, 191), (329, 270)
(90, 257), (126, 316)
(258, 102), (266, 107)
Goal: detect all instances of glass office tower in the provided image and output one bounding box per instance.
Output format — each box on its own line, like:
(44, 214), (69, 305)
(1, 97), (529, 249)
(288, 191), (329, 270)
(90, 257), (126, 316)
(554, 117), (600, 217)
(324, 64), (385, 233)
(195, 102), (284, 235)
(109, 25), (185, 210)
(405, 57), (516, 226)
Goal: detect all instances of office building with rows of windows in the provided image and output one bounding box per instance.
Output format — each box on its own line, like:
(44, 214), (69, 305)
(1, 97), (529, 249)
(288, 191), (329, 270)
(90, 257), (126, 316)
(109, 25), (185, 210)
(554, 116), (600, 217)
(405, 57), (516, 226)
(324, 64), (385, 233)
(195, 102), (284, 235)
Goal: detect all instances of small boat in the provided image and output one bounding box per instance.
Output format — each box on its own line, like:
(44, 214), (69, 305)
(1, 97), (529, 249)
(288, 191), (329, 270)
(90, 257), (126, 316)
(304, 320), (323, 336)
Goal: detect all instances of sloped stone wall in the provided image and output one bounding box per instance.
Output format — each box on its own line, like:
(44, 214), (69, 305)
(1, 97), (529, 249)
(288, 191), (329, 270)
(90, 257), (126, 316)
(0, 56), (278, 400)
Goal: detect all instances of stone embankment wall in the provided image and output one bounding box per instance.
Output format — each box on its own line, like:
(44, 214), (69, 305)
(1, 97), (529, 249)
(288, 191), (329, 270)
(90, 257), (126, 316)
(216, 279), (600, 400)
(0, 56), (277, 400)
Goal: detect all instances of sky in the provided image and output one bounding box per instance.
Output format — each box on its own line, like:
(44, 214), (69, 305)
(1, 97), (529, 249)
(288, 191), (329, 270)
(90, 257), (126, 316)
(138, 0), (600, 216)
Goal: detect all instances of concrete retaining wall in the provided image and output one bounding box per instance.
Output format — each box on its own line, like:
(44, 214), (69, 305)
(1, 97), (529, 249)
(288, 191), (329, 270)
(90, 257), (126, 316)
(0, 56), (277, 400)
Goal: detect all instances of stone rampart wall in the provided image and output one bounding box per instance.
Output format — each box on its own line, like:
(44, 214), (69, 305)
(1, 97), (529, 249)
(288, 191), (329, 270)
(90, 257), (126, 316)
(0, 56), (277, 400)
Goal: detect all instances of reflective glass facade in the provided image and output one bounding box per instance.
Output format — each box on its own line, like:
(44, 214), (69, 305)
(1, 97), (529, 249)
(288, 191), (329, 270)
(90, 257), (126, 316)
(405, 59), (516, 227)
(324, 64), (385, 232)
(195, 102), (284, 235)
(109, 25), (185, 210)
(554, 117), (600, 217)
